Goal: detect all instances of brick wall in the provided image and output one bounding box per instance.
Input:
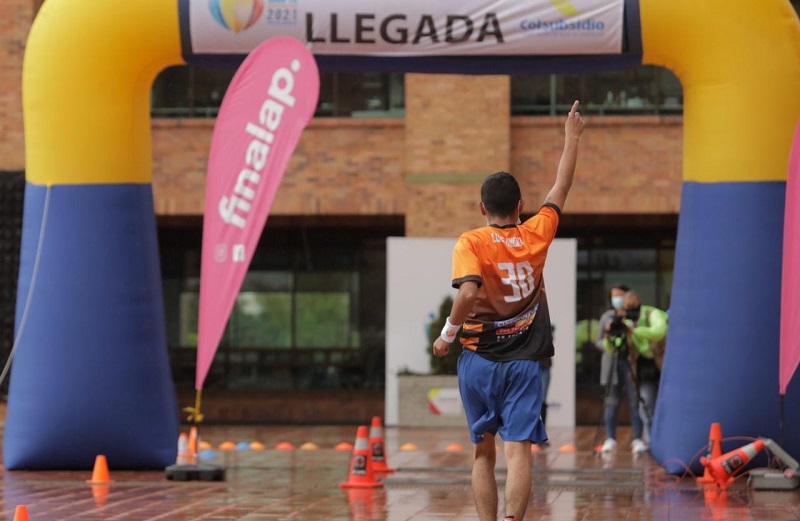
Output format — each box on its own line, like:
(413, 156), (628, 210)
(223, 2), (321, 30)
(151, 118), (407, 216)
(151, 90), (682, 237)
(405, 74), (510, 238)
(0, 0), (31, 170)
(512, 115), (683, 215)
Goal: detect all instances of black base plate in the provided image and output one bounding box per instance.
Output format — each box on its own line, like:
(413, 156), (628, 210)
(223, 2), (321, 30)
(165, 463), (226, 482)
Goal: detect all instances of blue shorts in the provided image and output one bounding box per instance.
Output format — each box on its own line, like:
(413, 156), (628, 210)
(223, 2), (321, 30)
(457, 349), (547, 445)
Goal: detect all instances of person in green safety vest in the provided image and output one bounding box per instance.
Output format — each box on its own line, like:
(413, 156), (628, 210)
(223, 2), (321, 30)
(612, 291), (668, 451)
(596, 283), (646, 455)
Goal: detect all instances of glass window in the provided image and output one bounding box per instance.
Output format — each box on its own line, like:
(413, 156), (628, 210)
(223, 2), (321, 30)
(191, 66), (236, 117)
(510, 74), (552, 115)
(229, 291), (293, 348)
(296, 271), (354, 292)
(591, 248), (658, 307)
(151, 66), (192, 117)
(658, 247), (675, 311)
(319, 72), (405, 118)
(295, 292), (352, 348)
(559, 222), (677, 424)
(179, 291), (199, 346)
(151, 66), (405, 118)
(160, 220), (400, 392)
(243, 271), (293, 292)
(511, 66), (682, 116)
(316, 72), (336, 117)
(177, 274), (355, 349)
(657, 68), (683, 113)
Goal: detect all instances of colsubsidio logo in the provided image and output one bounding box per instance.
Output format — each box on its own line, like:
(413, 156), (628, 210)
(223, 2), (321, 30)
(547, 0), (579, 17)
(209, 0), (264, 33)
(521, 0), (605, 33)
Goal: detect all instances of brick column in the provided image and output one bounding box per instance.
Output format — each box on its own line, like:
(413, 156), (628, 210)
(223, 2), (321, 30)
(1, 0), (33, 170)
(404, 74), (510, 237)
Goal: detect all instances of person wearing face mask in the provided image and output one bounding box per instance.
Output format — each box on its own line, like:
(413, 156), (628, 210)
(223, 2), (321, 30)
(618, 290), (668, 450)
(595, 283), (647, 455)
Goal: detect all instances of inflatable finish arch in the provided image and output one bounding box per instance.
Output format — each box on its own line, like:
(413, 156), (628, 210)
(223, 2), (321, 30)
(9, 0), (800, 470)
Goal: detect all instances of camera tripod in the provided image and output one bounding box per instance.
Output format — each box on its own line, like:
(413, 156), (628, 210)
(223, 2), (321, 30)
(591, 343), (654, 456)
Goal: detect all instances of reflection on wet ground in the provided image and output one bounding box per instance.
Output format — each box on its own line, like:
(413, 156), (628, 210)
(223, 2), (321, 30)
(1, 425), (799, 520)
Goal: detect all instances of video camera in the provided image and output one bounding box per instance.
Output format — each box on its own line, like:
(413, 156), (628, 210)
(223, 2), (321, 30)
(607, 307), (641, 349)
(607, 315), (629, 340)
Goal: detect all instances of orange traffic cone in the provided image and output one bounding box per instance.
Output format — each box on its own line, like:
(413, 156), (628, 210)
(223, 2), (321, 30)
(700, 439), (765, 490)
(340, 426), (383, 489)
(176, 432), (191, 465)
(697, 423), (723, 484)
(12, 505), (29, 521)
(87, 454), (114, 484)
(188, 426), (199, 463)
(368, 416), (394, 474)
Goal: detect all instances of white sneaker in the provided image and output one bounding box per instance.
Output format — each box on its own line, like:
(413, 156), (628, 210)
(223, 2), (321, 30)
(631, 438), (648, 455)
(601, 438), (618, 452)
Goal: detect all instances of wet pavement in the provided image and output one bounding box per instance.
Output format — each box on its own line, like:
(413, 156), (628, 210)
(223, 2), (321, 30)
(1, 425), (799, 520)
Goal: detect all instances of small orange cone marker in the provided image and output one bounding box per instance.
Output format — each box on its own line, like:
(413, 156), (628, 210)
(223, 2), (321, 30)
(176, 433), (191, 465)
(86, 455), (114, 484)
(12, 505), (29, 521)
(188, 426), (199, 462)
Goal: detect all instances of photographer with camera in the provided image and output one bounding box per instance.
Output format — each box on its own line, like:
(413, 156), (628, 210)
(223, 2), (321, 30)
(595, 288), (668, 455)
(619, 291), (668, 449)
(595, 283), (646, 454)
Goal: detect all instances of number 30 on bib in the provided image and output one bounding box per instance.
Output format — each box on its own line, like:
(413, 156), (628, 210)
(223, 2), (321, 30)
(498, 261), (534, 303)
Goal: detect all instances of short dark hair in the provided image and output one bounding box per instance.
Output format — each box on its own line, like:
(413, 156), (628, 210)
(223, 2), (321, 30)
(481, 172), (521, 217)
(610, 282), (630, 293)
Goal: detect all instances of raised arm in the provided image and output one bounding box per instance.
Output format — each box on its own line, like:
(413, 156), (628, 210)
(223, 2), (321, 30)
(544, 100), (586, 210)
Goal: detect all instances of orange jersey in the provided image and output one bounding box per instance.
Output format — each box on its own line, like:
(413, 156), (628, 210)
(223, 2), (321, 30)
(452, 203), (559, 361)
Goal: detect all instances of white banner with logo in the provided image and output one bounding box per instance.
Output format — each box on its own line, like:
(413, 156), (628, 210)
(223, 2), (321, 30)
(188, 0), (624, 57)
(385, 237), (576, 428)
